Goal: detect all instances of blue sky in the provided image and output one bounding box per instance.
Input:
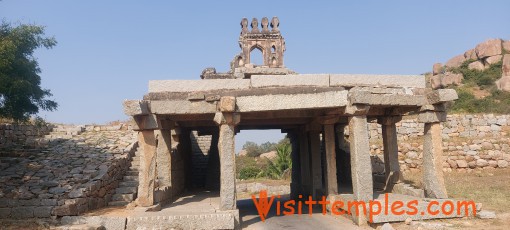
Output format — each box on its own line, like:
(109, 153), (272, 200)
(1, 1), (509, 150)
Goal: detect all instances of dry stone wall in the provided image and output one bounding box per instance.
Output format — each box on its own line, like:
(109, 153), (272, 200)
(0, 124), (53, 150)
(0, 124), (137, 219)
(364, 114), (510, 173)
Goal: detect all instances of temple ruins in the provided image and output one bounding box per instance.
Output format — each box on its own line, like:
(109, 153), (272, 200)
(123, 17), (462, 227)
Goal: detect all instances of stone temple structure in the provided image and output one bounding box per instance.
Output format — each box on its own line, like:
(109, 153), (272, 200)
(123, 17), (462, 227)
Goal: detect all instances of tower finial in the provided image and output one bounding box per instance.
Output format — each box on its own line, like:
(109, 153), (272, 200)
(270, 17), (279, 32)
(250, 18), (259, 33)
(240, 18), (249, 35)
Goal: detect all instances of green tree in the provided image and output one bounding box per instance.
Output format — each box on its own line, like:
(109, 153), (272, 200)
(263, 143), (292, 179)
(0, 21), (58, 122)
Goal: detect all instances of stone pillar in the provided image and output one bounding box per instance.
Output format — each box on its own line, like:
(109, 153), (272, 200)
(348, 115), (373, 225)
(288, 131), (301, 200)
(309, 129), (323, 199)
(379, 116), (402, 192)
(214, 97), (240, 210)
(155, 129), (172, 187)
(298, 128), (311, 197)
(137, 130), (157, 207)
(324, 124), (338, 195)
(423, 122), (448, 198)
(419, 111), (448, 199)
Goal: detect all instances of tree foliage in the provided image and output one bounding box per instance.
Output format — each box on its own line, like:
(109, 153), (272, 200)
(262, 144), (292, 180)
(0, 21), (58, 122)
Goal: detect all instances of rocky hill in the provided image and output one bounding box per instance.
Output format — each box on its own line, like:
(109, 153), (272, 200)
(429, 39), (510, 113)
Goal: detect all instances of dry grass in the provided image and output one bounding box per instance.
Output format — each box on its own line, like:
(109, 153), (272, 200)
(401, 168), (510, 229)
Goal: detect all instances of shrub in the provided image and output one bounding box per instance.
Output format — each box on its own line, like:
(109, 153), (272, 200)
(261, 143), (292, 179)
(238, 166), (262, 180)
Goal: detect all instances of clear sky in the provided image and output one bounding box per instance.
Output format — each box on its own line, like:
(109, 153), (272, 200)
(1, 1), (509, 151)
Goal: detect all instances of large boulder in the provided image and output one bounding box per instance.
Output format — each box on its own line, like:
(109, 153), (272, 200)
(468, 61), (487, 71)
(432, 63), (443, 75)
(464, 49), (477, 60)
(260, 150), (277, 159)
(503, 40), (510, 52)
(475, 39), (502, 59)
(503, 54), (510, 76)
(430, 73), (463, 89)
(485, 55), (502, 65)
(496, 75), (510, 92)
(445, 54), (466, 68)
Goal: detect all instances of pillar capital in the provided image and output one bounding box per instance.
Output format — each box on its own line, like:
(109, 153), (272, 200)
(218, 96), (236, 112)
(345, 104), (370, 116)
(417, 111), (446, 123)
(213, 112), (240, 126)
(377, 116), (402, 126)
(132, 114), (160, 131)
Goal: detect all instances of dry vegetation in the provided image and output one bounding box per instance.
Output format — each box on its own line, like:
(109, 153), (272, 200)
(400, 168), (510, 229)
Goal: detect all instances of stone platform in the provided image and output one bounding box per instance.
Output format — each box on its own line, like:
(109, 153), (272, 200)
(61, 191), (239, 230)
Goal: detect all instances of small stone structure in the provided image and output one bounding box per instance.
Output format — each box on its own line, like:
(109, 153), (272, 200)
(123, 17), (460, 226)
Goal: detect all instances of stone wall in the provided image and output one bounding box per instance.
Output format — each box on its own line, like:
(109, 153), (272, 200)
(0, 124), (53, 150)
(364, 114), (510, 173)
(0, 124), (137, 219)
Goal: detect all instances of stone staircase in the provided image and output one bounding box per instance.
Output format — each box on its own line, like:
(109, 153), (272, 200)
(108, 148), (140, 206)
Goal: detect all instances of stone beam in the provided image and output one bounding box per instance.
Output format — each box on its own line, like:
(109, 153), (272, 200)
(133, 114), (160, 131)
(150, 100), (217, 115)
(123, 100), (150, 116)
(250, 74), (329, 88)
(149, 79), (251, 93)
(236, 91), (348, 112)
(348, 90), (427, 106)
(330, 74), (425, 88)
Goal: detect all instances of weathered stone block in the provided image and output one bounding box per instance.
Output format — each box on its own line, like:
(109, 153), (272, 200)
(123, 100), (150, 116)
(149, 79), (251, 93)
(250, 74), (329, 88)
(33, 206), (53, 218)
(0, 208), (11, 218)
(150, 100), (217, 115)
(236, 91), (348, 112)
(11, 207), (34, 219)
(330, 74), (425, 88)
(219, 96), (236, 112)
(427, 89), (458, 104)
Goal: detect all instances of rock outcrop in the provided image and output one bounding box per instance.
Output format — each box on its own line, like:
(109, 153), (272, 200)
(431, 38), (510, 92)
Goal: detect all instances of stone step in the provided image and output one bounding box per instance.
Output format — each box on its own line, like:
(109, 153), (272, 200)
(112, 193), (135, 201)
(119, 181), (139, 187)
(125, 170), (139, 176)
(123, 175), (139, 181)
(115, 186), (137, 194)
(108, 201), (129, 207)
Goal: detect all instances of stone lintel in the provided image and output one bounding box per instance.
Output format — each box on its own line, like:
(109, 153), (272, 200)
(236, 91), (348, 112)
(427, 89), (458, 105)
(123, 100), (150, 116)
(418, 111), (447, 123)
(348, 90), (426, 106)
(150, 100), (217, 114)
(315, 115), (340, 125)
(330, 74), (425, 88)
(149, 79), (251, 93)
(250, 74), (330, 88)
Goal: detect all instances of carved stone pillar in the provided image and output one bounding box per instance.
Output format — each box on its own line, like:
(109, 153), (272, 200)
(324, 123), (338, 196)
